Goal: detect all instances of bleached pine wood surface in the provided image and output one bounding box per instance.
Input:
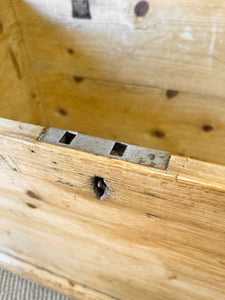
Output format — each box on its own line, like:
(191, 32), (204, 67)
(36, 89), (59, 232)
(0, 118), (225, 299)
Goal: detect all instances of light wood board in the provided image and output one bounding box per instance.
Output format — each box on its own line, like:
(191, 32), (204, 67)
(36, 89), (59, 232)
(1, 118), (225, 299)
(12, 0), (225, 98)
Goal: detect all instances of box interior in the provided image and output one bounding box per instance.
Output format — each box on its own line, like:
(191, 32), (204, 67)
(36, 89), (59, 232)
(1, 0), (225, 165)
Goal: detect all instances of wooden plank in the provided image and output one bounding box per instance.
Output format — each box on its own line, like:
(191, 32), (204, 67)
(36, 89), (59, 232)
(0, 0), (46, 125)
(37, 72), (225, 165)
(13, 0), (225, 98)
(0, 118), (44, 140)
(0, 118), (225, 299)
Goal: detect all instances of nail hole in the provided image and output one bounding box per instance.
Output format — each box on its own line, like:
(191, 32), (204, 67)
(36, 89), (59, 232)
(92, 176), (107, 200)
(26, 203), (37, 209)
(202, 125), (213, 132)
(27, 190), (41, 200)
(32, 93), (37, 99)
(67, 48), (74, 55)
(166, 90), (178, 99)
(153, 130), (165, 138)
(59, 131), (76, 144)
(58, 108), (68, 116)
(110, 142), (127, 157)
(73, 76), (84, 83)
(134, 1), (149, 17)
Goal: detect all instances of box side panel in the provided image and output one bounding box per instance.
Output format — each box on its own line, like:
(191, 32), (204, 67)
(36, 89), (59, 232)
(0, 119), (225, 299)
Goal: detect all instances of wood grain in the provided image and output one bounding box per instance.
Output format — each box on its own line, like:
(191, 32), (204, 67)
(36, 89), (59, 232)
(8, 0), (225, 165)
(1, 118), (225, 299)
(0, 0), (46, 125)
(13, 0), (225, 98)
(0, 252), (113, 300)
(38, 72), (225, 165)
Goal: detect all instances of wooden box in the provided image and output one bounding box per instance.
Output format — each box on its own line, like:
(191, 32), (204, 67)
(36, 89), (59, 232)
(1, 0), (225, 299)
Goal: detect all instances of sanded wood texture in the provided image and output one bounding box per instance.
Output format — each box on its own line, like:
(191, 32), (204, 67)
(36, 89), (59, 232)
(1, 118), (225, 300)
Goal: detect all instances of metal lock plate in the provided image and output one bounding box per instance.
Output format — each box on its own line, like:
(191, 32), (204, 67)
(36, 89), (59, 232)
(39, 128), (171, 170)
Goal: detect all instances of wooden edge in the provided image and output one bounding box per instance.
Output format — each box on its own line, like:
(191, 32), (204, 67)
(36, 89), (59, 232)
(0, 250), (114, 300)
(169, 156), (225, 190)
(0, 117), (44, 141)
(36, 143), (225, 193)
(1, 117), (225, 192)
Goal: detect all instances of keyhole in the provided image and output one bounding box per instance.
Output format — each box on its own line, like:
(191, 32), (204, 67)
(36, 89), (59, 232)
(92, 176), (107, 200)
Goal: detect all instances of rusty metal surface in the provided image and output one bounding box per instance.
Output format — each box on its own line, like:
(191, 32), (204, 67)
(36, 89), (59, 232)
(39, 127), (171, 170)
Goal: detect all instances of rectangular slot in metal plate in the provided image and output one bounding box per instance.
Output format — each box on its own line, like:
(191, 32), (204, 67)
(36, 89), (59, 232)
(39, 128), (171, 170)
(72, 0), (91, 19)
